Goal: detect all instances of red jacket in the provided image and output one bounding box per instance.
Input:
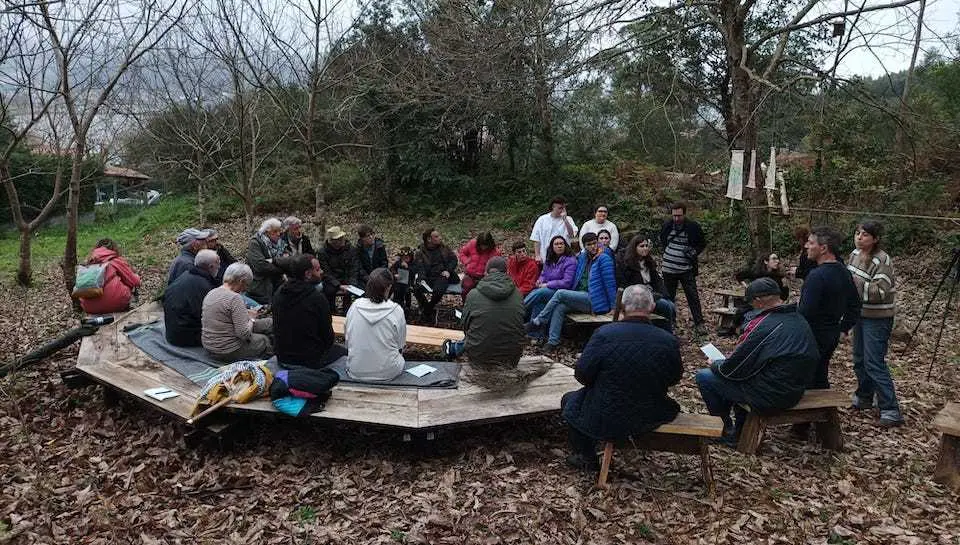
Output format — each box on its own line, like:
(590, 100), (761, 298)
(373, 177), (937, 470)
(507, 255), (539, 296)
(79, 247), (141, 314)
(458, 238), (501, 278)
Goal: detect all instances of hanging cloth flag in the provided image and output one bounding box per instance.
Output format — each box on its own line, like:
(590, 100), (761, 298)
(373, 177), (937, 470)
(778, 170), (790, 215)
(746, 149), (757, 189)
(764, 146), (777, 189)
(726, 149), (745, 200)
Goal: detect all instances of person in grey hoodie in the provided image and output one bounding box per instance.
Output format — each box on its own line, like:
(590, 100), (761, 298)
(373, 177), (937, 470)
(462, 257), (526, 367)
(345, 268), (407, 381)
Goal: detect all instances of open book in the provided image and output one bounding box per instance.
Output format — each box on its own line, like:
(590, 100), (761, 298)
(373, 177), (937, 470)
(345, 285), (365, 297)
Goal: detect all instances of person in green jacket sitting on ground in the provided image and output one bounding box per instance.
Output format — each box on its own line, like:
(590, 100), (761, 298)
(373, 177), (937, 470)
(444, 257), (525, 368)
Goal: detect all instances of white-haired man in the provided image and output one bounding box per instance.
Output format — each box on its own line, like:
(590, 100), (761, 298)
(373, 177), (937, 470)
(202, 263), (274, 361)
(164, 249), (220, 347)
(560, 285), (684, 471)
(246, 217), (288, 304)
(281, 216), (314, 256)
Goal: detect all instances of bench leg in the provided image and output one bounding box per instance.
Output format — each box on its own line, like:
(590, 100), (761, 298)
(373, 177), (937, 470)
(597, 442), (614, 489)
(815, 408), (844, 451)
(934, 435), (960, 493)
(737, 413), (765, 454)
(699, 439), (715, 497)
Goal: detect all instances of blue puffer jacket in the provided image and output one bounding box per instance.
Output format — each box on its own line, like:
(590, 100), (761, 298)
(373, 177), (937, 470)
(572, 251), (617, 314)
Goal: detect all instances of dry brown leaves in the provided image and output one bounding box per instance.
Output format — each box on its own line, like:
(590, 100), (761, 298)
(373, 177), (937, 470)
(0, 226), (959, 544)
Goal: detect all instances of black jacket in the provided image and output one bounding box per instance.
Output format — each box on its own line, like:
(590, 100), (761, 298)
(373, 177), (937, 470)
(413, 243), (459, 285)
(710, 304), (820, 411)
(214, 245), (237, 286)
(799, 261), (861, 334)
(562, 318), (683, 441)
(316, 240), (358, 289)
(734, 263), (789, 301)
(356, 238), (389, 285)
(615, 255), (666, 298)
(281, 233), (315, 256)
(163, 266), (216, 347)
(272, 279), (336, 368)
(659, 219), (706, 274)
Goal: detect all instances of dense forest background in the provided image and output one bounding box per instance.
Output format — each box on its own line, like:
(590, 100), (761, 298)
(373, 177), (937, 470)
(2, 0), (960, 286)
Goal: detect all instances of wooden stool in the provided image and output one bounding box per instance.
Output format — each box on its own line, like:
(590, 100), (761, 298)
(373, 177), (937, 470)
(933, 402), (960, 492)
(597, 413), (724, 495)
(736, 389), (846, 454)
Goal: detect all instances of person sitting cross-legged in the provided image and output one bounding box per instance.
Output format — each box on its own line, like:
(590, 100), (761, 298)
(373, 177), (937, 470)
(355, 224), (389, 287)
(164, 249), (220, 347)
(273, 254), (348, 369)
(345, 268), (407, 381)
(202, 263), (274, 362)
(694, 277), (820, 446)
(458, 257), (526, 368)
(524, 232), (616, 354)
(412, 227), (460, 323)
(560, 285), (683, 471)
(316, 225), (359, 314)
(458, 231), (501, 301)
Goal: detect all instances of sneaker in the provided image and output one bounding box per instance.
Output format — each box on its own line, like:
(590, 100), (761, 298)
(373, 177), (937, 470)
(878, 410), (905, 428)
(566, 453), (600, 472)
(524, 320), (543, 334)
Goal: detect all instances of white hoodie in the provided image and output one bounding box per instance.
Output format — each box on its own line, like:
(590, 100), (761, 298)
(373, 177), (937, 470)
(345, 297), (407, 381)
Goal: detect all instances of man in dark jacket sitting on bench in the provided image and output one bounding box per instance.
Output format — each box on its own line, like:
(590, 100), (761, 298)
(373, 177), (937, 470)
(695, 277), (820, 446)
(561, 284), (683, 471)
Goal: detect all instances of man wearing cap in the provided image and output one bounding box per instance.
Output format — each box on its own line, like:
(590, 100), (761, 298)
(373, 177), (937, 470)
(167, 228), (212, 286)
(578, 205), (619, 252)
(316, 225), (359, 314)
(694, 277), (820, 446)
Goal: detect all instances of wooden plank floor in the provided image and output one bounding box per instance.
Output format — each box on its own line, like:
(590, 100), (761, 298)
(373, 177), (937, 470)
(75, 303), (575, 430)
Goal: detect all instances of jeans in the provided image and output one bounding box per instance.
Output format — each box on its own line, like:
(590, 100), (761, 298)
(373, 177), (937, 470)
(662, 271), (704, 325)
(413, 276), (454, 315)
(653, 298), (677, 334)
(852, 317), (902, 419)
(523, 288), (556, 333)
(809, 327), (841, 389)
(534, 289), (592, 345)
(695, 368), (749, 435)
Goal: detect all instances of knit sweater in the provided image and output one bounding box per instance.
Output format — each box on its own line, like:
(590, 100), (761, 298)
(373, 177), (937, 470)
(201, 285), (253, 354)
(847, 249), (896, 319)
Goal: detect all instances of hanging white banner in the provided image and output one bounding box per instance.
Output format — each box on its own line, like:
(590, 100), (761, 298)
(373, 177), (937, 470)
(726, 149), (745, 200)
(778, 170), (790, 215)
(746, 149), (757, 189)
(764, 146), (777, 189)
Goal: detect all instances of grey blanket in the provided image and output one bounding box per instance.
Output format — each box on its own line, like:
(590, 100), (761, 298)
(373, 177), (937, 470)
(125, 320), (459, 389)
(124, 320), (222, 385)
(326, 357), (461, 389)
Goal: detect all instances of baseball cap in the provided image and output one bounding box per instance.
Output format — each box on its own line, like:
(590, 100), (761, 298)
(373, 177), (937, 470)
(745, 277), (782, 302)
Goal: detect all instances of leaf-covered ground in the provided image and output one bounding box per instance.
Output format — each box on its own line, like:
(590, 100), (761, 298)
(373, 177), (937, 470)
(1, 217), (959, 544)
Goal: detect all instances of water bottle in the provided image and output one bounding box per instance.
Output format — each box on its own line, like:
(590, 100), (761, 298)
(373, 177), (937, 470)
(82, 316), (115, 326)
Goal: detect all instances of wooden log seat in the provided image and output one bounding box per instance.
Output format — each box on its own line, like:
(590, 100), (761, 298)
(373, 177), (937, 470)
(736, 389), (846, 454)
(331, 315), (462, 348)
(596, 413), (725, 494)
(933, 402), (960, 493)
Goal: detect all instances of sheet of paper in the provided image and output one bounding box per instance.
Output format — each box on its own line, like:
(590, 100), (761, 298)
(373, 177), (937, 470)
(454, 309), (462, 320)
(345, 285), (365, 297)
(144, 387), (179, 401)
(396, 268), (410, 284)
(405, 364), (436, 378)
(700, 343), (726, 362)
(419, 280), (434, 293)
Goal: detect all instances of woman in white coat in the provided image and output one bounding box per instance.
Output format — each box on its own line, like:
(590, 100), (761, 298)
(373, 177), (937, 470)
(345, 267), (407, 380)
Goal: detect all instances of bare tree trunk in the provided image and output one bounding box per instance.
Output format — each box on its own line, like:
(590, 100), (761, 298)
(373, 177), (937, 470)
(17, 227), (33, 287)
(62, 144), (85, 296)
(197, 177), (206, 226)
(896, 0), (926, 155)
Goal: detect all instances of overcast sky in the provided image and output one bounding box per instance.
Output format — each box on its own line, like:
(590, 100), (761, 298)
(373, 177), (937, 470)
(831, 0), (958, 77)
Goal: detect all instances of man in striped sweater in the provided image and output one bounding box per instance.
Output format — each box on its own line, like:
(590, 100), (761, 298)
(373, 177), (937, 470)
(659, 202), (707, 335)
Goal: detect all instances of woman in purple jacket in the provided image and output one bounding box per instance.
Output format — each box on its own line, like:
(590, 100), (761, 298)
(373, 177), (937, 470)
(523, 236), (576, 337)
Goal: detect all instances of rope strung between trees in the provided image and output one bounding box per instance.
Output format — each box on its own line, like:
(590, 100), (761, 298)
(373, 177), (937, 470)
(745, 205), (960, 224)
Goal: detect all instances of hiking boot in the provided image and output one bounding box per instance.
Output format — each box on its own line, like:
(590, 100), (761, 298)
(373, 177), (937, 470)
(693, 323), (709, 337)
(878, 417), (905, 428)
(566, 453), (600, 472)
(539, 343), (559, 356)
(850, 394), (874, 411)
(524, 320), (543, 334)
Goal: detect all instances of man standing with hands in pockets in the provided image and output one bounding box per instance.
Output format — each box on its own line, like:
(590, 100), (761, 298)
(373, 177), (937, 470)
(530, 196), (578, 266)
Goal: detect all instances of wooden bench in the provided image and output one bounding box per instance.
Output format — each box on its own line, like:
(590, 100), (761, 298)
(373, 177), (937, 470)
(711, 289), (745, 331)
(597, 413), (724, 494)
(715, 288), (745, 309)
(331, 315), (463, 348)
(736, 389), (846, 454)
(933, 402), (960, 492)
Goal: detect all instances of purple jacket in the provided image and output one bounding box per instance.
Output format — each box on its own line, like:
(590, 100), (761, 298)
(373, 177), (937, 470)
(539, 255), (576, 290)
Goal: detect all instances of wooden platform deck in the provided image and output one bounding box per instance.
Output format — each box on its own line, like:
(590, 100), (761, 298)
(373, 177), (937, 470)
(74, 303), (574, 431)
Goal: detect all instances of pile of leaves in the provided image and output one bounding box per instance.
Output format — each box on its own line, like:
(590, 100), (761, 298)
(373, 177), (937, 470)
(1, 218), (959, 544)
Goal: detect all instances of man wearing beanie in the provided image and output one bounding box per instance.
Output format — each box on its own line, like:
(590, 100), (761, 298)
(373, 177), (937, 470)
(695, 277), (820, 446)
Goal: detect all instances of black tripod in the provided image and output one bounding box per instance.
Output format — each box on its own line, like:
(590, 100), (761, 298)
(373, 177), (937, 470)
(902, 248), (960, 380)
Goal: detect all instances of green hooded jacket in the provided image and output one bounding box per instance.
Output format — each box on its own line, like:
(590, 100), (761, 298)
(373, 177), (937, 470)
(462, 271), (525, 367)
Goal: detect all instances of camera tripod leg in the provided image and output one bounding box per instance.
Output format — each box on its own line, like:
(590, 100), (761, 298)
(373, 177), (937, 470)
(927, 272), (960, 381)
(903, 250), (960, 358)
